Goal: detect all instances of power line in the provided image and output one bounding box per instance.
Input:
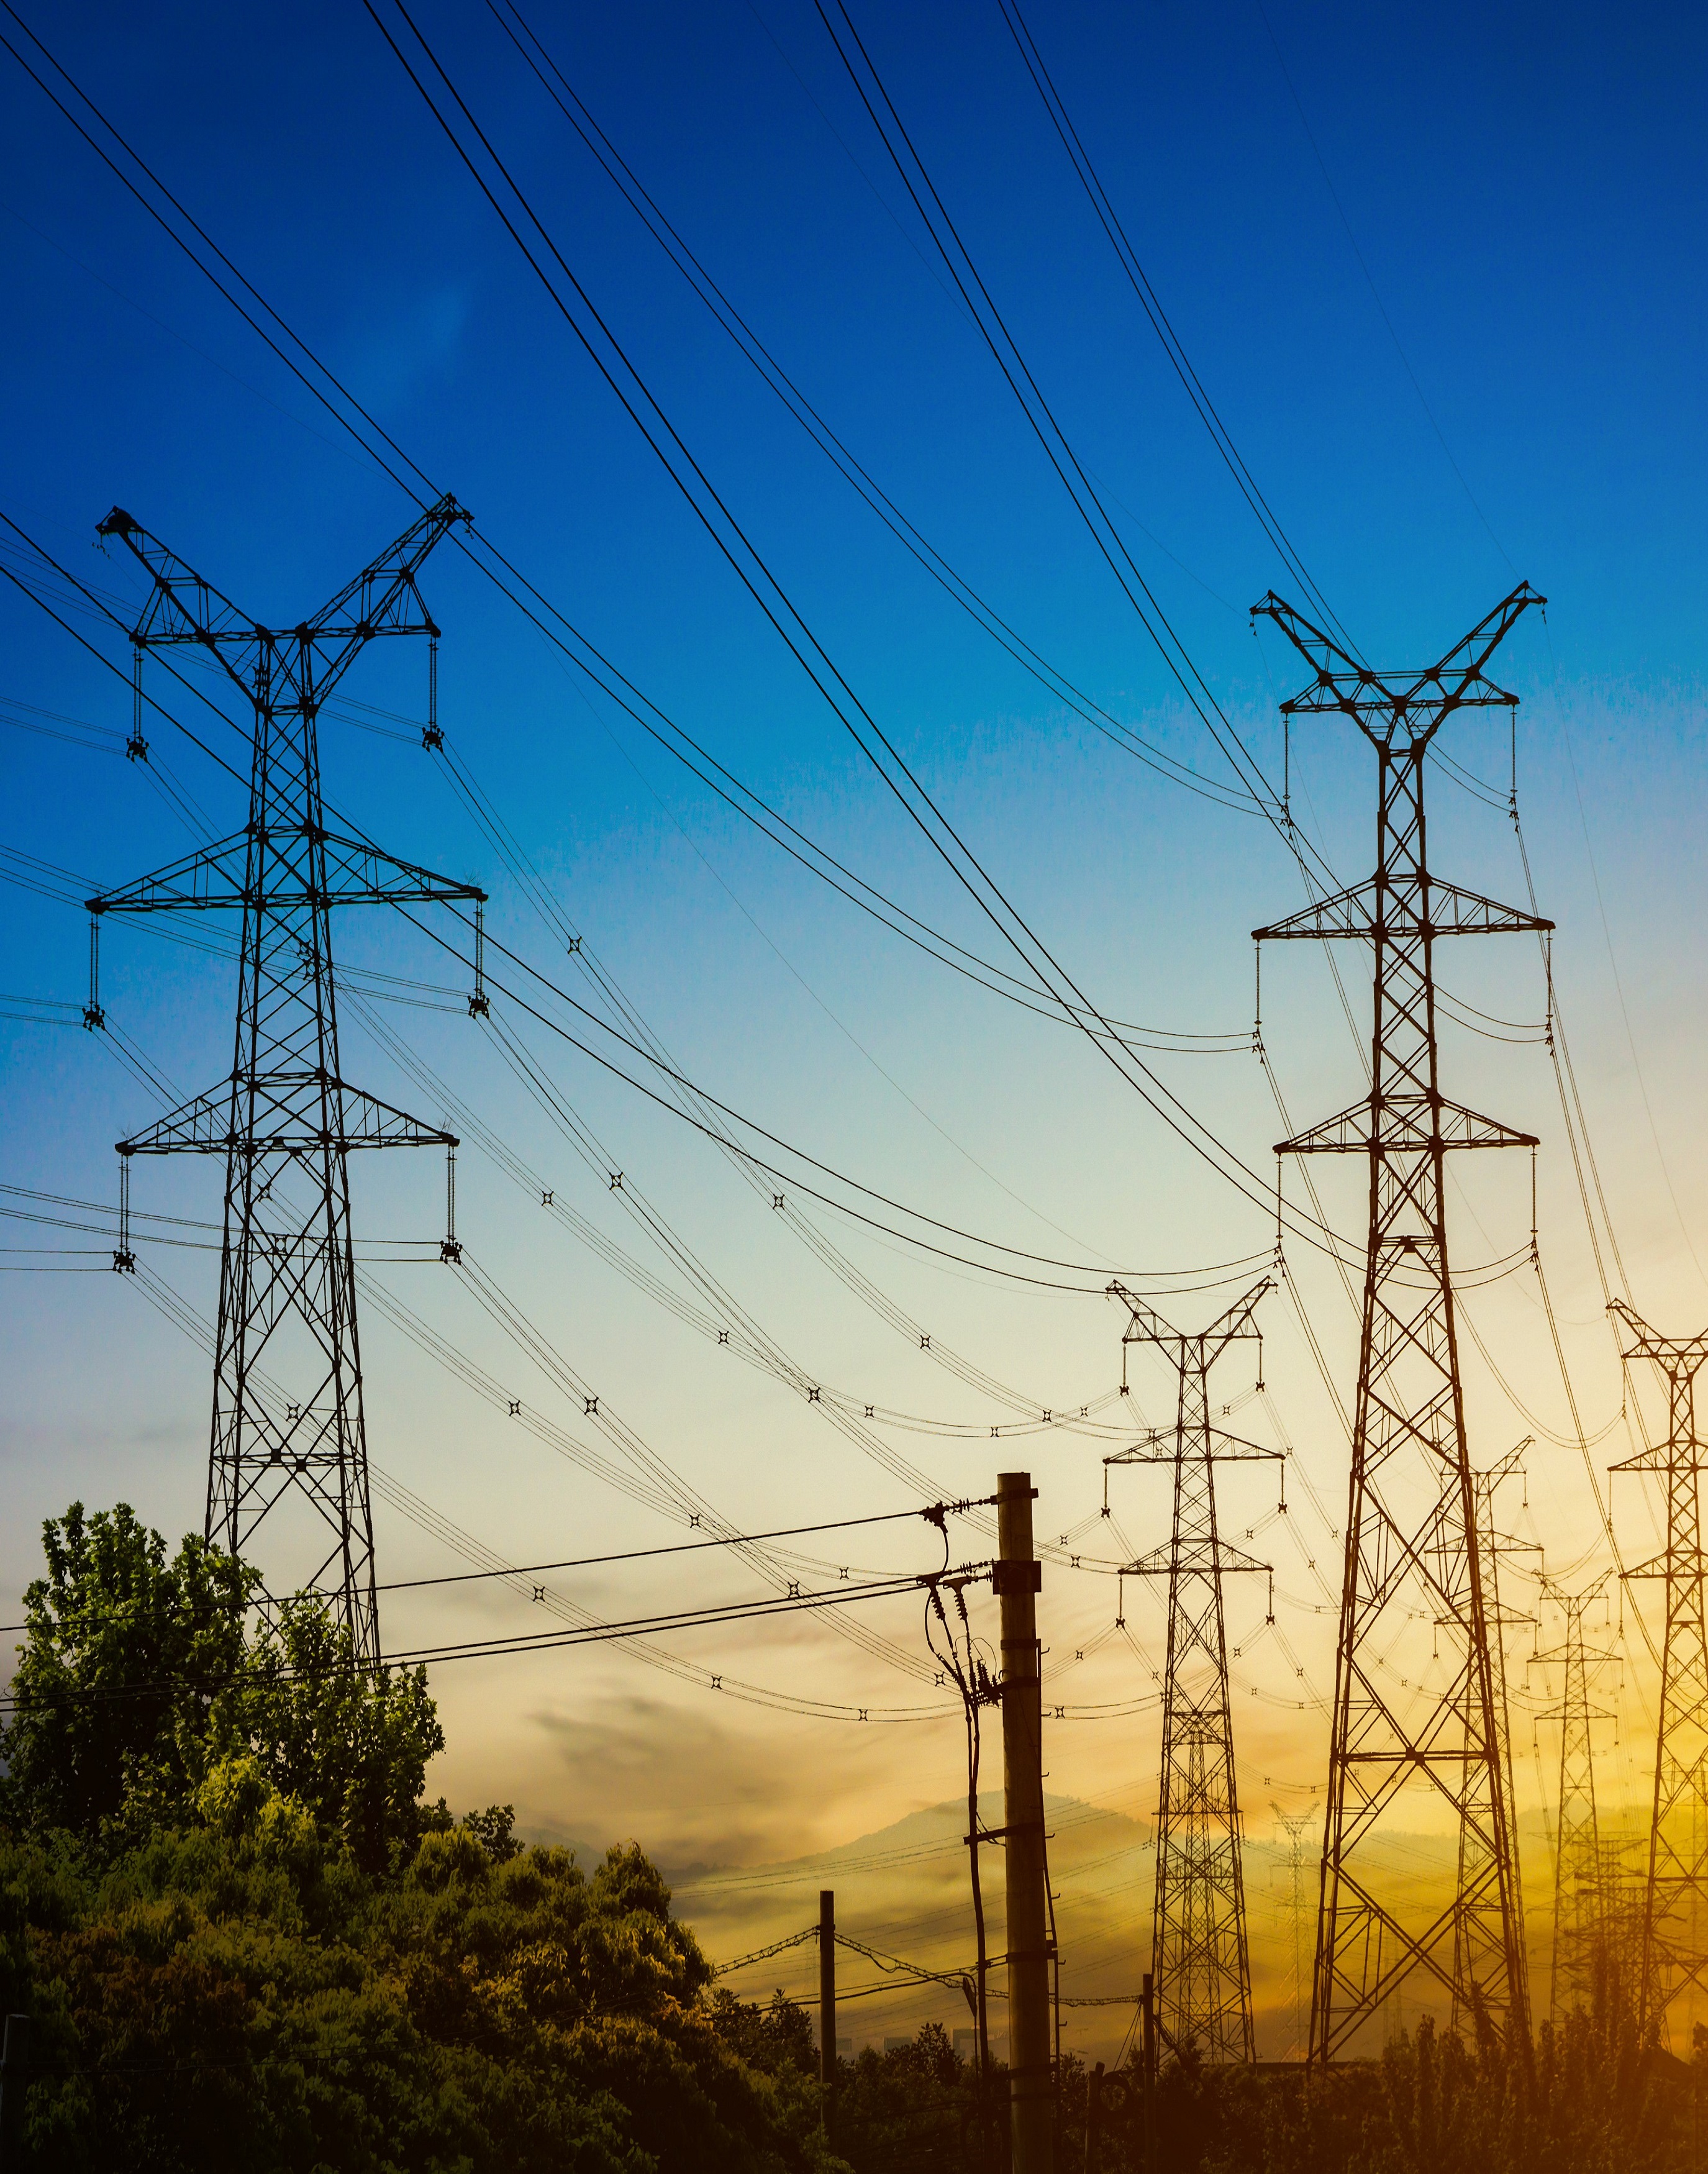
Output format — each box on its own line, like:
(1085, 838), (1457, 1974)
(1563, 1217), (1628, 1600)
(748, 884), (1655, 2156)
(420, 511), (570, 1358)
(360, 0), (1360, 1266)
(4, 6), (1360, 1270)
(993, 0), (1359, 656)
(483, 0), (1260, 817)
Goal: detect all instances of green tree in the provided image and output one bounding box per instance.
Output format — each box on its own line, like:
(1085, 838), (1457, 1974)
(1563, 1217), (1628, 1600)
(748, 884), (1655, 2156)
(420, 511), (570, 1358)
(230, 1596), (444, 1876)
(0, 1503), (253, 1840)
(0, 1505), (443, 1876)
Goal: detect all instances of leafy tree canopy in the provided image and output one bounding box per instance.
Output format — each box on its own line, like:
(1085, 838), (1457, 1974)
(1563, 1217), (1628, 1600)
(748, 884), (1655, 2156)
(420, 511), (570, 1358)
(0, 1503), (442, 1874)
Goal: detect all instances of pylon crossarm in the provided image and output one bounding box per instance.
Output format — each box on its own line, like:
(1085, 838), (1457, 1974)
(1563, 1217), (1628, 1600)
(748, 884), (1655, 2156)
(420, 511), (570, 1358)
(1609, 1299), (1708, 1372)
(89, 829), (486, 918)
(1249, 591), (1362, 683)
(98, 505), (257, 661)
(307, 494), (469, 641)
(88, 831), (252, 914)
(316, 831), (485, 905)
(1427, 581), (1548, 697)
(1253, 583), (1545, 740)
(1107, 1281), (1177, 1347)
(98, 494), (468, 713)
(1255, 877), (1550, 944)
(1125, 1543), (1271, 1578)
(119, 1078), (457, 1155)
(1276, 1097), (1538, 1157)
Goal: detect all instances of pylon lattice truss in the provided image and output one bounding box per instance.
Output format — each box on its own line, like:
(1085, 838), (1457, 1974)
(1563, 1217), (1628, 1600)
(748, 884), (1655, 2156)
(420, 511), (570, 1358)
(1253, 583), (1548, 2063)
(92, 498), (484, 1668)
(1610, 1302), (1708, 2036)
(1106, 1276), (1278, 2064)
(1532, 1571), (1614, 2018)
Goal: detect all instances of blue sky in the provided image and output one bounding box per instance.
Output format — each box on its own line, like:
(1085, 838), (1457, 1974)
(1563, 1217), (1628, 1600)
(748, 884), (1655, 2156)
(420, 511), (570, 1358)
(2, 0), (1706, 2050)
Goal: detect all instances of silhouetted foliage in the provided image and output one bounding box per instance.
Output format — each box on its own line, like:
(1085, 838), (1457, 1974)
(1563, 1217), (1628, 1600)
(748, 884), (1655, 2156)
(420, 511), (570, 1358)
(6, 1505), (1706, 2171)
(0, 1506), (847, 2172)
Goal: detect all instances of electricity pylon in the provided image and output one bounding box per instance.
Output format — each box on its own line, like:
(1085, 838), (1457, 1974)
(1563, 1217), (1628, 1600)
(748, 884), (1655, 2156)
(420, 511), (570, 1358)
(1272, 1802), (1319, 2059)
(91, 498), (483, 1668)
(1531, 1571), (1615, 2017)
(1253, 584), (1547, 2063)
(1105, 1276), (1278, 2063)
(1458, 1446), (1537, 2035)
(1609, 1301), (1708, 2037)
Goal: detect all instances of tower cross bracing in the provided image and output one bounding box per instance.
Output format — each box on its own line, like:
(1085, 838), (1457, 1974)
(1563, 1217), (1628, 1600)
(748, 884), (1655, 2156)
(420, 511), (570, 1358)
(1253, 583), (1547, 2063)
(1610, 1301), (1708, 2037)
(1106, 1275), (1278, 2063)
(91, 497), (483, 1667)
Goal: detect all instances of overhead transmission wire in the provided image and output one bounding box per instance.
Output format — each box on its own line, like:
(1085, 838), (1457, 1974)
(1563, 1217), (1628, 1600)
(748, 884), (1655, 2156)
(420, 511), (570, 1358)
(0, 502), (1266, 1304)
(347, 988), (1153, 1450)
(991, 0), (1359, 660)
(0, 1501), (986, 1634)
(2, 3), (1360, 1275)
(480, 0), (1254, 816)
(12, 0), (1621, 1672)
(807, 0), (1336, 894)
(358, 0), (1363, 1270)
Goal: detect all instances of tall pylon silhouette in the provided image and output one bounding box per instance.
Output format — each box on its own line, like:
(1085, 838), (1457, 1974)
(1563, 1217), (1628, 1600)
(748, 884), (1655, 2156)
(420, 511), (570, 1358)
(1531, 1572), (1615, 2017)
(1253, 584), (1547, 2062)
(1609, 1301), (1708, 2037)
(91, 498), (483, 1668)
(1105, 1276), (1278, 2063)
(1458, 1447), (1537, 2036)
(1272, 1803), (1320, 2059)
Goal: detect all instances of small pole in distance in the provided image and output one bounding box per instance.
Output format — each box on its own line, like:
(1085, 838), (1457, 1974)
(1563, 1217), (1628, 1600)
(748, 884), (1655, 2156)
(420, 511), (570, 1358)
(819, 1889), (837, 2109)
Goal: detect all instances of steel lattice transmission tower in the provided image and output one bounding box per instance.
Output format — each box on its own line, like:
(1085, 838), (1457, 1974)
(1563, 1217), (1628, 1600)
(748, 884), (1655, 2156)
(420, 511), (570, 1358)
(1532, 1572), (1615, 2017)
(1105, 1276), (1278, 2063)
(1253, 584), (1548, 2063)
(1272, 1803), (1320, 2060)
(1609, 1301), (1708, 2036)
(1461, 1447), (1536, 2035)
(91, 498), (483, 1668)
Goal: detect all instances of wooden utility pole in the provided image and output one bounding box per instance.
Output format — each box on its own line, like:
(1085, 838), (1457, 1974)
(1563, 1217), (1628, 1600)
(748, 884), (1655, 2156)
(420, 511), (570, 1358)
(997, 1470), (1053, 2172)
(819, 1889), (837, 2092)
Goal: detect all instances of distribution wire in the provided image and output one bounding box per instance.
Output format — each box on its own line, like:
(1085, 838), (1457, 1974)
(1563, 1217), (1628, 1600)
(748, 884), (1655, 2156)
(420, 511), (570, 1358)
(0, 1566), (981, 1716)
(0, 1499), (994, 1635)
(112, 1254), (967, 1725)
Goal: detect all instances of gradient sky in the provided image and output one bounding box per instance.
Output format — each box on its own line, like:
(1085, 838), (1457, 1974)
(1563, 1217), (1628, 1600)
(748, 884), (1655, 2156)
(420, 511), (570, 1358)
(3, 0), (1706, 2055)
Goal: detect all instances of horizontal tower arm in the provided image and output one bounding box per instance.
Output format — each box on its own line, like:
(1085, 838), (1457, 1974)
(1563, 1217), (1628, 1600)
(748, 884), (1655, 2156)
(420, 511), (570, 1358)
(119, 1076), (457, 1155)
(89, 829), (485, 914)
